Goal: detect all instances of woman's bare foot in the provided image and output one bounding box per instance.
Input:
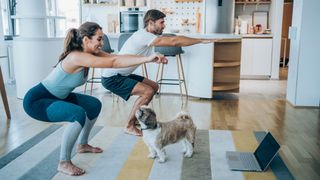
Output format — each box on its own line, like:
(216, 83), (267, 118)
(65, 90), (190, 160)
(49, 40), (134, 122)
(57, 161), (85, 176)
(124, 126), (142, 136)
(77, 144), (103, 153)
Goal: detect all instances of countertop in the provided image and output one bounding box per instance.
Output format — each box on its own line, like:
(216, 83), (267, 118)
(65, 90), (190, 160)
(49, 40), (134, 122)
(12, 37), (64, 41)
(177, 33), (242, 39)
(107, 32), (273, 39)
(107, 33), (242, 39)
(241, 34), (273, 38)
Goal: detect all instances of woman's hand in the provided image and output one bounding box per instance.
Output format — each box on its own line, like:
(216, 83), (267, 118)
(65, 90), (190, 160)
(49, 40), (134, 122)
(201, 39), (213, 44)
(148, 53), (168, 64)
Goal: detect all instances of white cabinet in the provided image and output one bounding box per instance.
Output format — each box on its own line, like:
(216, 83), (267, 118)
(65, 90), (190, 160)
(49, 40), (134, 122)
(240, 38), (273, 77)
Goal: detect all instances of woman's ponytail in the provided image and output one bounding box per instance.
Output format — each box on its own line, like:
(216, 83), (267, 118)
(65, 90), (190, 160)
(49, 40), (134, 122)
(58, 28), (83, 62)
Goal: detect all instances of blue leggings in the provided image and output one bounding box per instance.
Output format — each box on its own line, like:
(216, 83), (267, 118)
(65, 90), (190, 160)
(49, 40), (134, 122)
(23, 83), (101, 127)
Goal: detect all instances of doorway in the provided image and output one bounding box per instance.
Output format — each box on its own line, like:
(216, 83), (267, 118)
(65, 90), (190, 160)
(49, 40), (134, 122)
(279, 0), (293, 80)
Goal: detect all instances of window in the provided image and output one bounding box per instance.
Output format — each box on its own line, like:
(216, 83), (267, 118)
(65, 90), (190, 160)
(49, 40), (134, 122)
(47, 0), (81, 37)
(0, 0), (80, 38)
(0, 0), (16, 39)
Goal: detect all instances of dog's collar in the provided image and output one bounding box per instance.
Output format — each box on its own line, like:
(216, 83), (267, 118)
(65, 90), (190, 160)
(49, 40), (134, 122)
(140, 123), (158, 131)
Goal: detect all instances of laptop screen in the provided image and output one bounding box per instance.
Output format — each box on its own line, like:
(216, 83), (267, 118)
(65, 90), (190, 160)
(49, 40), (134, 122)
(254, 133), (281, 170)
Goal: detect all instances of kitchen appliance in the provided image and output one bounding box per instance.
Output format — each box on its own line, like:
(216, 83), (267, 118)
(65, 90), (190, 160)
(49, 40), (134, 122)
(205, 0), (234, 33)
(120, 8), (144, 33)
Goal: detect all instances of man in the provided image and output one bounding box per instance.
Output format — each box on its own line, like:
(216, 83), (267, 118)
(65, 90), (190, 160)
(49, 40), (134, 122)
(101, 9), (211, 136)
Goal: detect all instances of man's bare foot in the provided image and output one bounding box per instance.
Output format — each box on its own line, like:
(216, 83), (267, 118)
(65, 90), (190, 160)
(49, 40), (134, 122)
(57, 161), (85, 176)
(124, 126), (142, 136)
(77, 144), (103, 153)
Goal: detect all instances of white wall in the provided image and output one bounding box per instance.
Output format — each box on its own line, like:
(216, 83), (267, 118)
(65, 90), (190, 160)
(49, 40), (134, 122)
(0, 2), (11, 84)
(81, 5), (119, 33)
(286, 0), (320, 107)
(0, 2), (3, 39)
(270, 0), (283, 79)
(12, 1), (64, 98)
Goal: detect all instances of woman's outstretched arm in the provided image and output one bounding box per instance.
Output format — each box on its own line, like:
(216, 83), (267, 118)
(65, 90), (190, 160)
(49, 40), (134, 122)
(71, 51), (167, 68)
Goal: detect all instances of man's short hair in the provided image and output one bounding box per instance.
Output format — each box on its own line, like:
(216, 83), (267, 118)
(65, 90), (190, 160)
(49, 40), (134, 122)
(143, 9), (166, 28)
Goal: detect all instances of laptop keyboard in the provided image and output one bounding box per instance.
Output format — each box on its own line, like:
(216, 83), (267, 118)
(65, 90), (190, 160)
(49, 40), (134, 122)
(239, 153), (258, 169)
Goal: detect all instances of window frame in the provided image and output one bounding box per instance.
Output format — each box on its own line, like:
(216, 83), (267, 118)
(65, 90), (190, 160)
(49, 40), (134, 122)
(1, 0), (16, 40)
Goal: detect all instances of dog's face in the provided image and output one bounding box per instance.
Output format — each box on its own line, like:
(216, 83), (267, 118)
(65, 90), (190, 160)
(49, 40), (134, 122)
(135, 105), (157, 129)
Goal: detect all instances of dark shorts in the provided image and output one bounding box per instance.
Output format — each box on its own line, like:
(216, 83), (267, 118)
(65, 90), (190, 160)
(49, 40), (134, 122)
(101, 74), (145, 101)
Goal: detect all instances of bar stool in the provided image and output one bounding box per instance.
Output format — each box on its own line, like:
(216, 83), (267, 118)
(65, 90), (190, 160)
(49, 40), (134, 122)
(155, 34), (188, 98)
(84, 34), (114, 95)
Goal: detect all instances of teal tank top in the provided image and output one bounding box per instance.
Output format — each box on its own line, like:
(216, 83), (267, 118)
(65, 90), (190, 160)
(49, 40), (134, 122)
(42, 62), (87, 99)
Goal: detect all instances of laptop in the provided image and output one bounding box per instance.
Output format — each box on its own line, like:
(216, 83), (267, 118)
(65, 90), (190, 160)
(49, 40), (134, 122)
(226, 132), (281, 172)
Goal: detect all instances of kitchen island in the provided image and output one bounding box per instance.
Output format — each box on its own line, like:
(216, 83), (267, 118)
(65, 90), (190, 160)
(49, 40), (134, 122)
(107, 33), (241, 99)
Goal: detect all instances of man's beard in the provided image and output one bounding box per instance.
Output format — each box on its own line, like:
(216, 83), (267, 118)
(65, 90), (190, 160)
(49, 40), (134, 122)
(155, 28), (164, 35)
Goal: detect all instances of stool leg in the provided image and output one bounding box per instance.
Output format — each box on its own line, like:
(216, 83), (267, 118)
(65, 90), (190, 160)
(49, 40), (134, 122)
(156, 63), (161, 82)
(83, 68), (91, 94)
(0, 67), (11, 120)
(158, 63), (165, 95)
(142, 63), (149, 78)
(178, 54), (188, 97)
(142, 65), (145, 77)
(89, 68), (95, 95)
(155, 63), (161, 96)
(112, 93), (119, 102)
(83, 78), (88, 94)
(176, 55), (183, 99)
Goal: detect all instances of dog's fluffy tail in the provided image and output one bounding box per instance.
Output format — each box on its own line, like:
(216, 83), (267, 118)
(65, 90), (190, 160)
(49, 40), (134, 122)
(176, 111), (196, 128)
(176, 111), (192, 120)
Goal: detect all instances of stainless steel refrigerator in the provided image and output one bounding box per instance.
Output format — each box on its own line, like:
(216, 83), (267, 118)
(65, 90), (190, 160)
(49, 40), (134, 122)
(205, 0), (234, 33)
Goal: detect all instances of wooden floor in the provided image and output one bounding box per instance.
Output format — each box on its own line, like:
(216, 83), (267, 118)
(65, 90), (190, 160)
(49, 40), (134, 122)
(0, 68), (319, 180)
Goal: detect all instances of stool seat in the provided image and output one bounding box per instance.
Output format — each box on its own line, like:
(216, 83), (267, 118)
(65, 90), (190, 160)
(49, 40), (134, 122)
(155, 34), (188, 99)
(154, 34), (184, 56)
(118, 33), (133, 51)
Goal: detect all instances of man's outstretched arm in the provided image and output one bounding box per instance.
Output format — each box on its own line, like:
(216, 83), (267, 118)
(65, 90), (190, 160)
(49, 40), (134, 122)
(150, 36), (212, 47)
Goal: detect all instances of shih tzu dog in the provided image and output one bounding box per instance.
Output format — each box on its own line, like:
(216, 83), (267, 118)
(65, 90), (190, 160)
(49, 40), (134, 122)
(135, 105), (196, 163)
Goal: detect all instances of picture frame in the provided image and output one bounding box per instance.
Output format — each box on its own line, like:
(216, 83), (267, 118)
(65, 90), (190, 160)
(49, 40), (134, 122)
(252, 11), (269, 31)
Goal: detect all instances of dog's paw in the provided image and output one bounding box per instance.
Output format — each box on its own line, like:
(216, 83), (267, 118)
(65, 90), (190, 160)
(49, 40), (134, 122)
(158, 155), (167, 163)
(162, 149), (167, 156)
(184, 152), (193, 158)
(148, 153), (157, 159)
(158, 158), (166, 163)
(182, 149), (187, 154)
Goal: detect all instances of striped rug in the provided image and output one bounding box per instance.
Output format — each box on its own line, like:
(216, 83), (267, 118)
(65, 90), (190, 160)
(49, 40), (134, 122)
(0, 126), (294, 180)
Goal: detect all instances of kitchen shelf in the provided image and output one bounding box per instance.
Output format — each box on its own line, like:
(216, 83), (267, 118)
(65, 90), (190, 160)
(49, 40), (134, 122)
(175, 0), (203, 2)
(212, 83), (239, 91)
(214, 61), (241, 67)
(82, 3), (118, 6)
(214, 39), (241, 43)
(212, 39), (242, 93)
(235, 1), (271, 5)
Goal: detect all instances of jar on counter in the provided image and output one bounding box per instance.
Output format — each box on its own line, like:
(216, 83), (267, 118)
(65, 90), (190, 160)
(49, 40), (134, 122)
(125, 0), (135, 7)
(136, 0), (145, 7)
(240, 20), (248, 34)
(248, 26), (254, 34)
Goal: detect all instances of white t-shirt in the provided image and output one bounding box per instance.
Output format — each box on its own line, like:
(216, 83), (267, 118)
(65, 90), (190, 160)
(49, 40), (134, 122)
(102, 29), (157, 78)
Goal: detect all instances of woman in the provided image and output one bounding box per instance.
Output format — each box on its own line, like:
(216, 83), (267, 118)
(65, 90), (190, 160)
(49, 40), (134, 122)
(23, 22), (167, 176)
